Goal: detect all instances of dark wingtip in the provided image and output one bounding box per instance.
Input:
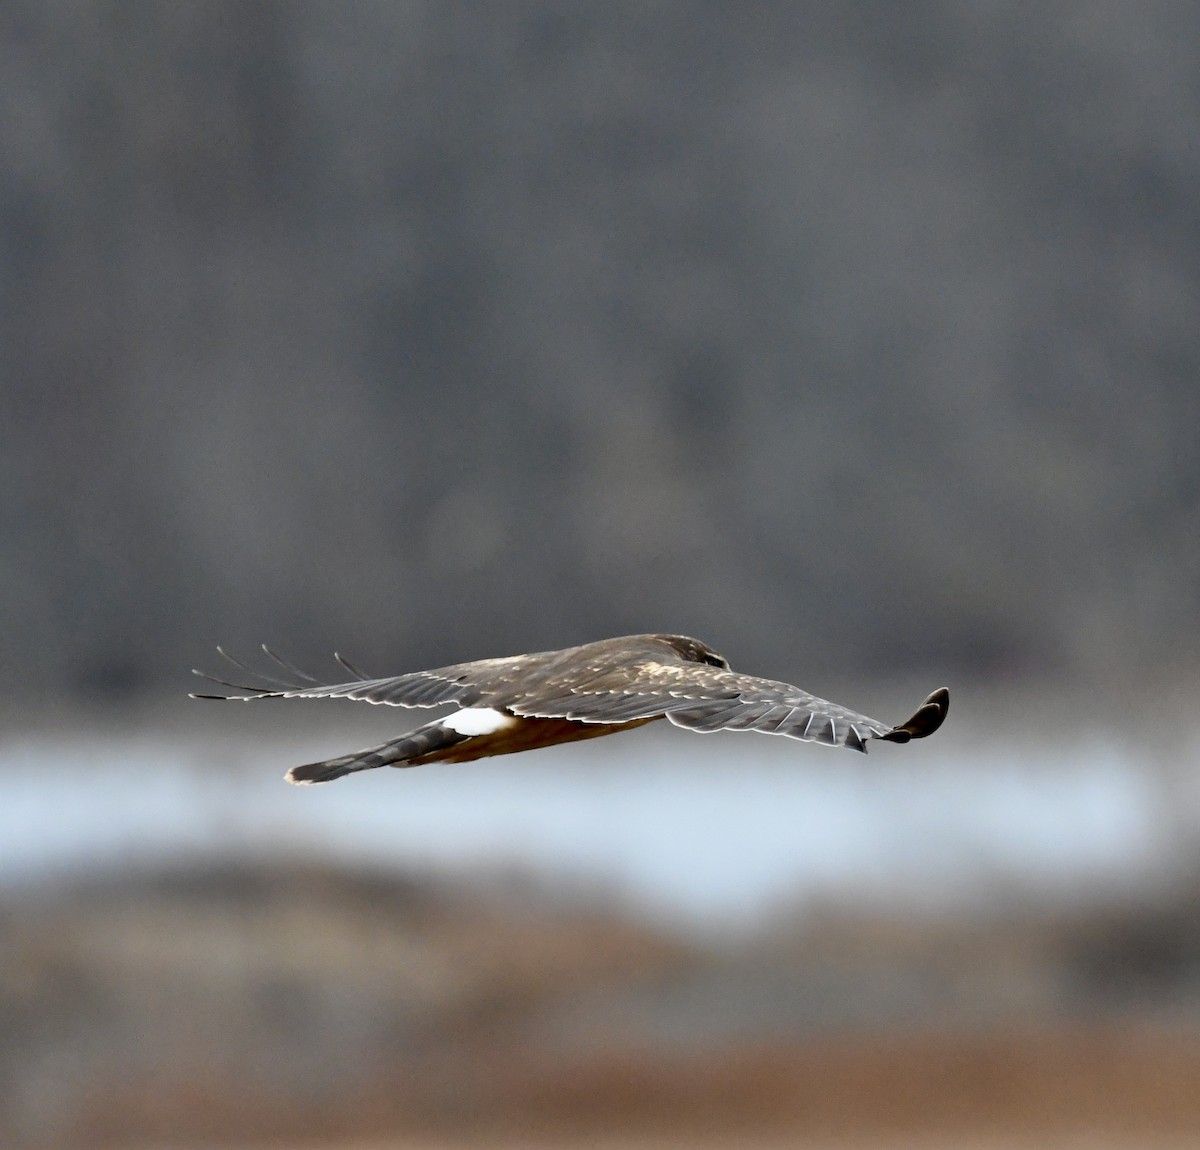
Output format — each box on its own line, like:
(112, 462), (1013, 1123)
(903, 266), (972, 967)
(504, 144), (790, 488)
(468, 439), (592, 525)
(879, 687), (950, 743)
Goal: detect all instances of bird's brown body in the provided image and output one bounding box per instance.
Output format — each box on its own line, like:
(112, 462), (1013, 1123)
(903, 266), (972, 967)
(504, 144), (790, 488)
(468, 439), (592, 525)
(193, 634), (949, 785)
(417, 715), (657, 765)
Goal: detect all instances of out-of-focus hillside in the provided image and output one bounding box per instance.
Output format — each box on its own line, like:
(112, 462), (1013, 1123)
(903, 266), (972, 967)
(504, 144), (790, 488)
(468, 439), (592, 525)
(4, 859), (1200, 1148)
(2, 1), (1198, 704)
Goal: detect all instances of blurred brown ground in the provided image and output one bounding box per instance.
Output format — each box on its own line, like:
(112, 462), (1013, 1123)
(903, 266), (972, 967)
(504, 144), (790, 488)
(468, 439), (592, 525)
(336, 1140), (1200, 1150)
(4, 860), (1199, 1149)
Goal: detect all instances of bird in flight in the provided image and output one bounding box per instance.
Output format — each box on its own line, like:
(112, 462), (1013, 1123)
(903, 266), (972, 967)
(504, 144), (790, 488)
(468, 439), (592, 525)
(192, 634), (949, 786)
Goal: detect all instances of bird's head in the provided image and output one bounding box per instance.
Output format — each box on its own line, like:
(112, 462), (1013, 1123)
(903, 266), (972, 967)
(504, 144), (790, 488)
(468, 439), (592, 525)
(656, 635), (731, 670)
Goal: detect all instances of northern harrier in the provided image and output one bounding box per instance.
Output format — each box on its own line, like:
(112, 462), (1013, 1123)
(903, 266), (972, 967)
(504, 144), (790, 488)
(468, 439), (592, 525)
(192, 634), (949, 785)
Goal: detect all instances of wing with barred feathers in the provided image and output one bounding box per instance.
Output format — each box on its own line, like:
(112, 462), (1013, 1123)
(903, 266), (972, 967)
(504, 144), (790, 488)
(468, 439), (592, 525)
(191, 635), (708, 711)
(503, 661), (946, 752)
(189, 644), (556, 709)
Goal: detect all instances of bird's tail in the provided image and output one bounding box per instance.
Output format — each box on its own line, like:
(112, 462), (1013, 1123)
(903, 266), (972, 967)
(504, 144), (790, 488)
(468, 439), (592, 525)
(286, 721), (470, 785)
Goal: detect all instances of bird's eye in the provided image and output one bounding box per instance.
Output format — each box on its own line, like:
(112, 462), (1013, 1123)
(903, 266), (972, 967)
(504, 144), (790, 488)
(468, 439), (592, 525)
(703, 653), (729, 669)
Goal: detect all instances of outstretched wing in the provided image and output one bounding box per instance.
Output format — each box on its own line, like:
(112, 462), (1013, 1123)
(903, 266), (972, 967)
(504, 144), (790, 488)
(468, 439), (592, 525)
(190, 636), (695, 711)
(190, 645), (534, 709)
(666, 675), (949, 751)
(504, 660), (947, 752)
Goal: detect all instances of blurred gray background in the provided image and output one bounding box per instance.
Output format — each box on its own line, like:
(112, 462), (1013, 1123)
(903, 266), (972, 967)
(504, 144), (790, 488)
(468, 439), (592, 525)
(3, 4), (1200, 1149)
(4, 0), (1197, 705)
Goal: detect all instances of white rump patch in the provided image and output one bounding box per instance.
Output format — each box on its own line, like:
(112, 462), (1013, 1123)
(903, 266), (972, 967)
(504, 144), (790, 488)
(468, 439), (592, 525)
(441, 707), (518, 736)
